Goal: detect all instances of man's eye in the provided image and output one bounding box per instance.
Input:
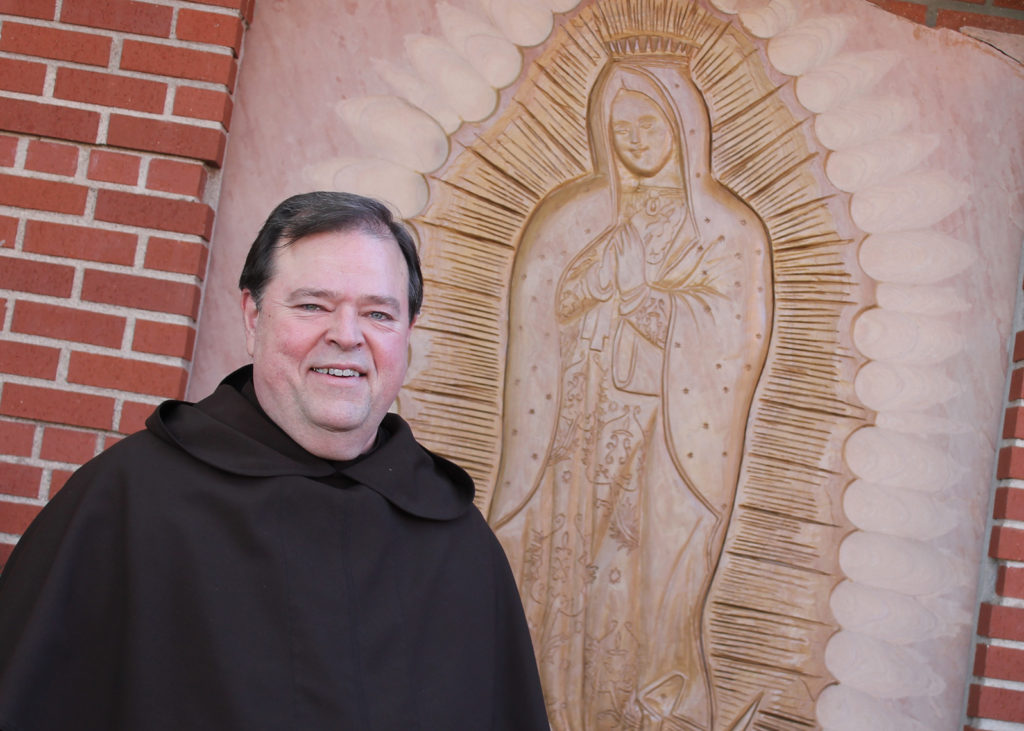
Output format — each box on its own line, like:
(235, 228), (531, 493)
(299, 303), (323, 312)
(368, 311), (393, 321)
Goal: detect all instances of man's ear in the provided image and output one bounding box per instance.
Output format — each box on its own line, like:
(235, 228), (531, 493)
(241, 290), (259, 357)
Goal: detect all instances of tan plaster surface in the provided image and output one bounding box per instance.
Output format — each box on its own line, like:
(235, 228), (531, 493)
(190, 1), (1024, 728)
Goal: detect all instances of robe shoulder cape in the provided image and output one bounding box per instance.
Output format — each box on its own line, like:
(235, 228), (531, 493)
(0, 366), (548, 731)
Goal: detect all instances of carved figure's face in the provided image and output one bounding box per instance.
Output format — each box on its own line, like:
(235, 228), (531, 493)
(611, 89), (674, 179)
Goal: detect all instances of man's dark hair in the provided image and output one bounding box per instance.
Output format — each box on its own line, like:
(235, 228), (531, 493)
(238, 191), (423, 321)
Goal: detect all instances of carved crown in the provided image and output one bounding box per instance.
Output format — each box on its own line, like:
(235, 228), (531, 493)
(603, 33), (699, 60)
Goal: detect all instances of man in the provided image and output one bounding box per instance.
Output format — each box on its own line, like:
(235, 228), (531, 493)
(0, 192), (549, 730)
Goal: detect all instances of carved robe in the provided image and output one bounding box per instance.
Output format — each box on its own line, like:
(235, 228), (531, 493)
(490, 59), (773, 730)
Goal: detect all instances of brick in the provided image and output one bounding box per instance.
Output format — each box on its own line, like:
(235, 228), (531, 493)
(0, 136), (18, 167)
(936, 10), (1024, 34)
(0, 97), (100, 144)
(1004, 407), (1024, 440)
(0, 419), (35, 457)
(0, 462), (42, 499)
(0, 500), (42, 535)
(103, 434), (123, 450)
(145, 237), (208, 278)
(991, 525), (1024, 561)
(0, 340), (61, 379)
(0, 57), (47, 95)
(95, 189), (214, 238)
(967, 684), (1024, 723)
(61, 0), (172, 37)
(120, 39), (236, 88)
(107, 114), (225, 166)
(49, 468), (74, 496)
(978, 603), (1024, 642)
(994, 486), (1024, 521)
(24, 219), (137, 265)
(177, 8), (244, 54)
(975, 644), (1024, 683)
(81, 269), (201, 318)
(0, 173), (88, 215)
(999, 566), (1024, 600)
(0, 0), (57, 20)
(146, 158), (207, 197)
(173, 85), (233, 127)
(994, 445), (1018, 480)
(1015, 331), (1024, 363)
(0, 21), (112, 66)
(0, 382), (115, 430)
(87, 149), (141, 185)
(133, 320), (196, 359)
(118, 400), (155, 433)
(865, 0), (928, 24)
(12, 300), (126, 348)
(995, 0), (1024, 10)
(25, 140), (79, 177)
(40, 425), (99, 464)
(0, 255), (75, 297)
(68, 352), (188, 398)
(55, 68), (167, 114)
(1012, 368), (1024, 401)
(0, 215), (18, 247)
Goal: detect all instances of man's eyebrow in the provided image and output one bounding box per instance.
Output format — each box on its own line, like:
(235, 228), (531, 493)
(286, 287), (338, 301)
(362, 294), (402, 311)
(286, 289), (402, 311)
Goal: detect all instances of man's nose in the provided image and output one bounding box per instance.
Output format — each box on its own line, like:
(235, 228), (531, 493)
(325, 308), (364, 348)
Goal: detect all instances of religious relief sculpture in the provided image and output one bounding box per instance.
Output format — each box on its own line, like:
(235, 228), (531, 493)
(411, 2), (861, 727)
(489, 57), (773, 730)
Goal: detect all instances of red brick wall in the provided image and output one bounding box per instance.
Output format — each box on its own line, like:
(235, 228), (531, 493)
(967, 334), (1024, 729)
(0, 0), (252, 564)
(868, 0), (1024, 34)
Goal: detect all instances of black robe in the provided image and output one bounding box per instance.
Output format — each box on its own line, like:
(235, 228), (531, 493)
(0, 367), (548, 730)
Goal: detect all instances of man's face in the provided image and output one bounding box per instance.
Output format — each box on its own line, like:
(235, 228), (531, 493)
(242, 228), (415, 460)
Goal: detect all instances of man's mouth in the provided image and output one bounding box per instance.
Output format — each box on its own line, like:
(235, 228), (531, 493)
(312, 367), (361, 377)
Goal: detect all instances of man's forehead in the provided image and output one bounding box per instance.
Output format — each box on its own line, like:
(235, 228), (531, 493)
(267, 230), (409, 295)
(271, 228), (400, 265)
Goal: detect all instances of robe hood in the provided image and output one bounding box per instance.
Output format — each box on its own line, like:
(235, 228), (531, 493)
(146, 365), (475, 521)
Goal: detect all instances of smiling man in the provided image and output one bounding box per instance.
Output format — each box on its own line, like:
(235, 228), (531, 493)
(0, 192), (549, 730)
(242, 225), (414, 460)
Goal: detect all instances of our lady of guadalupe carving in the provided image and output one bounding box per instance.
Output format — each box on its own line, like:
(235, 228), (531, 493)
(489, 54), (773, 730)
(412, 4), (861, 729)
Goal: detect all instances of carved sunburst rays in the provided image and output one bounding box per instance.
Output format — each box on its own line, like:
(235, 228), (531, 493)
(412, 2), (861, 728)
(589, 0), (714, 43)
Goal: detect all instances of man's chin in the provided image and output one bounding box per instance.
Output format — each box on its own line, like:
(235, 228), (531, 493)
(313, 413), (371, 435)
